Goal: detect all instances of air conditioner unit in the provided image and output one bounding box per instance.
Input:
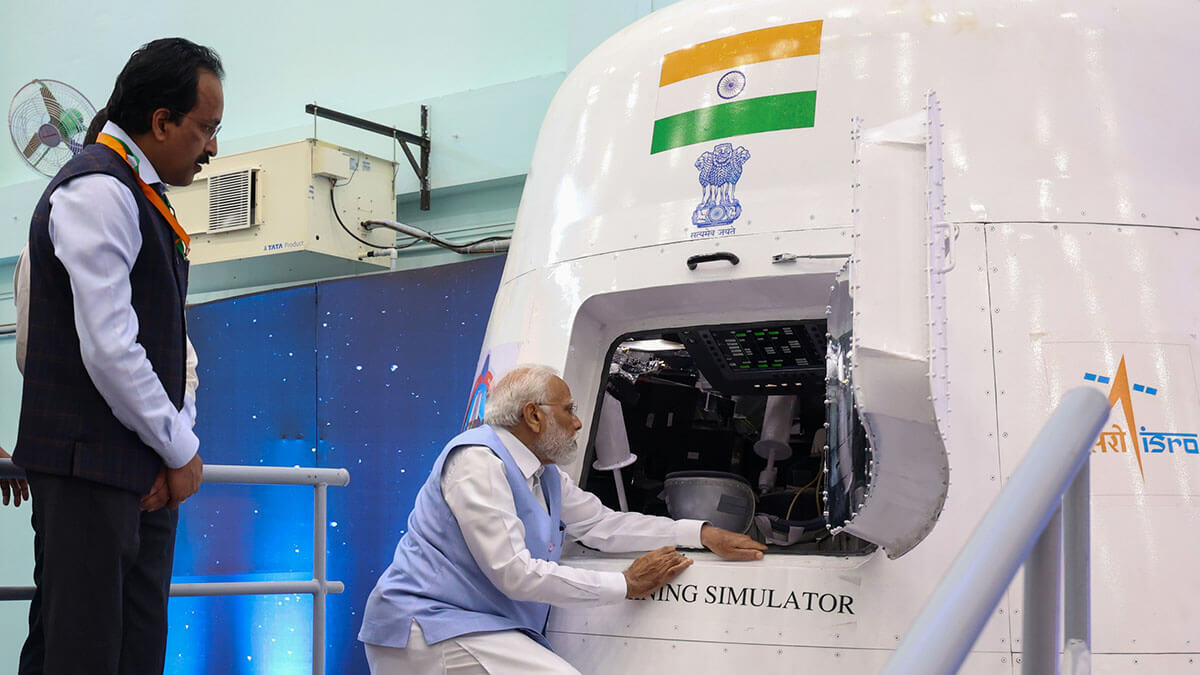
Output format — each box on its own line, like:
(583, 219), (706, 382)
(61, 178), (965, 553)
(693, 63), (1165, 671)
(169, 139), (398, 293)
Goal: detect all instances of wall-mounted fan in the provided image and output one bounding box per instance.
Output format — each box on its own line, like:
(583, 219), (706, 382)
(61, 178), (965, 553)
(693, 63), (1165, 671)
(8, 79), (97, 178)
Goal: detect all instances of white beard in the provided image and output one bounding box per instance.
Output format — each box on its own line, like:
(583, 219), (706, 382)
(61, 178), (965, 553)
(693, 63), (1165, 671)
(534, 418), (578, 465)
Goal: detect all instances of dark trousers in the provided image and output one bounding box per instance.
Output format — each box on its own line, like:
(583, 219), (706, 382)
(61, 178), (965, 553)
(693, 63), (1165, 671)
(18, 471), (178, 675)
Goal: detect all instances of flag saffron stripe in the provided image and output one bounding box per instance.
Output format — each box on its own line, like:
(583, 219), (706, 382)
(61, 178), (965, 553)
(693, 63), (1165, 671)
(650, 91), (816, 154)
(659, 21), (823, 87)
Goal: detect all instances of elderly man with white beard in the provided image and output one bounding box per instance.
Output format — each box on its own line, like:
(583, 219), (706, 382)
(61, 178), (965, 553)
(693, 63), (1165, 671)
(358, 364), (766, 674)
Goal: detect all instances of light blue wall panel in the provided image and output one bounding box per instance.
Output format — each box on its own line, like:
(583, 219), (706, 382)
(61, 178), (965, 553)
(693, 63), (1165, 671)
(0, 1), (567, 189)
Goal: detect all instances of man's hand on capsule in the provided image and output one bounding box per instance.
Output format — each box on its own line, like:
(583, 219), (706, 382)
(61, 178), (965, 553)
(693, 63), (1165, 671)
(700, 524), (766, 561)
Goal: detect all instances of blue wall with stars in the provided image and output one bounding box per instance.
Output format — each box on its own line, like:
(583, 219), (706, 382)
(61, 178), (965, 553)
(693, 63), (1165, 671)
(171, 255), (506, 674)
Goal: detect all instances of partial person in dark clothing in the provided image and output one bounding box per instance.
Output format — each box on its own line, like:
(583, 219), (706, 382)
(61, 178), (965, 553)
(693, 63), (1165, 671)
(0, 447), (28, 506)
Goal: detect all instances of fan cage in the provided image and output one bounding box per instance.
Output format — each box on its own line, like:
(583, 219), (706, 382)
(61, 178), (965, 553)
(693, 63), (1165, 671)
(8, 79), (97, 178)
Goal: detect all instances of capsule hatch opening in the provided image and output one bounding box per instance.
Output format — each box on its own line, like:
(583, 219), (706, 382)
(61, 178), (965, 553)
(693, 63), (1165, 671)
(581, 320), (875, 556)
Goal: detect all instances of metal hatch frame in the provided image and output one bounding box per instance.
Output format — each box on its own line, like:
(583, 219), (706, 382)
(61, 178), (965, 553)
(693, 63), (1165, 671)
(823, 91), (953, 558)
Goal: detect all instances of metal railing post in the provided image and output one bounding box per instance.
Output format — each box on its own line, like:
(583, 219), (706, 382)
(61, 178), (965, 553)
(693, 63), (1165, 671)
(1022, 506), (1062, 675)
(313, 482), (328, 675)
(1062, 463), (1092, 673)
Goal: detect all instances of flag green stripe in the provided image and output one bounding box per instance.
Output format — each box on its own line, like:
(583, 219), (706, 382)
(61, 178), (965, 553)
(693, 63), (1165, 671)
(651, 91), (816, 154)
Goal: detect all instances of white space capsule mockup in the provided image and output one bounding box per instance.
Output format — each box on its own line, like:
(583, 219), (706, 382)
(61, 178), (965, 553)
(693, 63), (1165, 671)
(462, 0), (1200, 671)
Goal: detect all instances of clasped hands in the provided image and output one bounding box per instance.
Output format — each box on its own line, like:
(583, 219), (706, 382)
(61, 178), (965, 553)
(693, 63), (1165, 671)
(140, 453), (205, 511)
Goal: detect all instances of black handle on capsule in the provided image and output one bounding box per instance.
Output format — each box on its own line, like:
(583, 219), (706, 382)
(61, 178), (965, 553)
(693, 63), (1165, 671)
(686, 251), (740, 270)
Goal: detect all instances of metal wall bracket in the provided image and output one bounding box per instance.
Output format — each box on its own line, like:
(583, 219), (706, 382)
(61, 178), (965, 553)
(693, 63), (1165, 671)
(305, 103), (432, 210)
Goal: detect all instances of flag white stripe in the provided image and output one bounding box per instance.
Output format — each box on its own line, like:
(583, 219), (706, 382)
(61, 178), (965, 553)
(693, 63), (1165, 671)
(655, 54), (820, 121)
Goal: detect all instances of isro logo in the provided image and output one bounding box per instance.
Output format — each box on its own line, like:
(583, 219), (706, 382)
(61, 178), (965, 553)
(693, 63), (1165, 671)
(1087, 356), (1198, 479)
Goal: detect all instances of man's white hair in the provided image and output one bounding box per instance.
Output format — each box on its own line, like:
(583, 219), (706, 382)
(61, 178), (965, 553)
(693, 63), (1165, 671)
(483, 364), (561, 428)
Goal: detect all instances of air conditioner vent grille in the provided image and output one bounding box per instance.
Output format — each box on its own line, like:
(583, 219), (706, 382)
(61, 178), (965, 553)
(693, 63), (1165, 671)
(207, 169), (256, 232)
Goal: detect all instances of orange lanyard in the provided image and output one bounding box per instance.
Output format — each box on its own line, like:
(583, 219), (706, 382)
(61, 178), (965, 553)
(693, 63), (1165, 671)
(96, 133), (190, 258)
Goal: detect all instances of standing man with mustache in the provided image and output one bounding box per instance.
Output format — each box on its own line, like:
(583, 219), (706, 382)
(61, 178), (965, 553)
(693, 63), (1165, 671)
(12, 37), (222, 675)
(359, 364), (767, 674)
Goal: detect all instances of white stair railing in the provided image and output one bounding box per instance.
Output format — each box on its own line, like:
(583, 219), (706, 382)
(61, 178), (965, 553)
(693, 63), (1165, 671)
(0, 461), (350, 675)
(883, 386), (1109, 675)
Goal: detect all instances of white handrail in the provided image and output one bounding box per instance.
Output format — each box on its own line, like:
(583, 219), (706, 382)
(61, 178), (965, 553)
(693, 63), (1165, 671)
(0, 460), (349, 675)
(883, 387), (1109, 675)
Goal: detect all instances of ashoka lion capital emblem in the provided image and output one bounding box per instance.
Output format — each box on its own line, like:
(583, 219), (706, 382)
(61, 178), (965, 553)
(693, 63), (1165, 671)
(692, 142), (750, 227)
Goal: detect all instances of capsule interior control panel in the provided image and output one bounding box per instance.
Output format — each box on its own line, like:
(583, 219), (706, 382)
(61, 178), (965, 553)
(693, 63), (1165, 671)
(679, 321), (827, 394)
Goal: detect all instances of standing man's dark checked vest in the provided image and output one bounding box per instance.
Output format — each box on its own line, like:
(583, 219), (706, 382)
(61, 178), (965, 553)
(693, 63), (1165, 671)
(13, 141), (189, 494)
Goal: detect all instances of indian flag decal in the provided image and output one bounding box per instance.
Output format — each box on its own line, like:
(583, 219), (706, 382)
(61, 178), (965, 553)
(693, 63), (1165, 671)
(651, 20), (822, 154)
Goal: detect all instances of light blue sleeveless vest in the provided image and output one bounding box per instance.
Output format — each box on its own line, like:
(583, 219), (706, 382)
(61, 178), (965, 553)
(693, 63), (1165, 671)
(358, 425), (565, 649)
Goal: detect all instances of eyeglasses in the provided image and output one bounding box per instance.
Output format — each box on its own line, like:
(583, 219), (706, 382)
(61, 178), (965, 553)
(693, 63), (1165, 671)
(173, 111), (221, 140)
(537, 401), (578, 415)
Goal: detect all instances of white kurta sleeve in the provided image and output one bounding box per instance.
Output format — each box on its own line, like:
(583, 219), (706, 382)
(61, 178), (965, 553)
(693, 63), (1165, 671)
(442, 446), (628, 606)
(559, 471), (705, 552)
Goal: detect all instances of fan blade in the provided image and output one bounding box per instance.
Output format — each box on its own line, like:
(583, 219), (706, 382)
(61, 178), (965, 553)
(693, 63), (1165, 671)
(23, 133), (41, 159)
(32, 145), (55, 177)
(38, 81), (62, 126)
